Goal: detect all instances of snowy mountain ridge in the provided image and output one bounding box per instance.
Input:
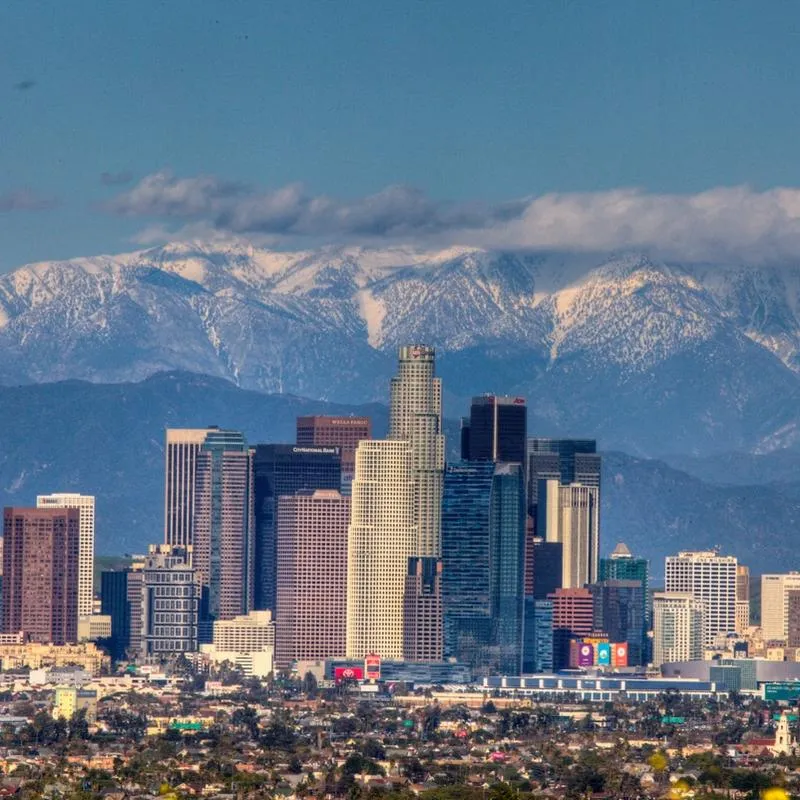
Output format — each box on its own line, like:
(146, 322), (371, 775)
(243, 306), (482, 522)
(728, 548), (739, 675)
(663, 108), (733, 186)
(2, 241), (800, 455)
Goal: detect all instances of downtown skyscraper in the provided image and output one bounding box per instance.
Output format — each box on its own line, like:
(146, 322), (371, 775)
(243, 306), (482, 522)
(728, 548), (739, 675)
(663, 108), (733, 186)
(192, 428), (255, 623)
(36, 493), (95, 619)
(388, 344), (444, 558)
(346, 344), (445, 661)
(2, 507), (80, 644)
(346, 439), (416, 659)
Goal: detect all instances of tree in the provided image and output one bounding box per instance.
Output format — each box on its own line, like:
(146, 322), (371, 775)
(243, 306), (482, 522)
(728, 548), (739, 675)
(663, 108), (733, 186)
(302, 671), (319, 698)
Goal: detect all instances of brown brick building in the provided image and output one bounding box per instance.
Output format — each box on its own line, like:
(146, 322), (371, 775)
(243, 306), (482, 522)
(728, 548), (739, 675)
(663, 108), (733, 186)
(549, 587), (594, 670)
(296, 416), (371, 483)
(2, 507), (80, 644)
(275, 489), (350, 668)
(403, 557), (443, 662)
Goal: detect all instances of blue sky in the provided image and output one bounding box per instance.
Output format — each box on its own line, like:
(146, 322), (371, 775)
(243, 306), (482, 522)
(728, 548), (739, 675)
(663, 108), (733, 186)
(2, 0), (800, 269)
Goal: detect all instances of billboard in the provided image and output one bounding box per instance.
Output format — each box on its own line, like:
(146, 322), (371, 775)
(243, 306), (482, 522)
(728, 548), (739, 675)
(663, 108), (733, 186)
(613, 643), (629, 667)
(764, 682), (800, 702)
(365, 653), (381, 681)
(578, 643), (594, 667)
(334, 666), (364, 684)
(596, 642), (611, 665)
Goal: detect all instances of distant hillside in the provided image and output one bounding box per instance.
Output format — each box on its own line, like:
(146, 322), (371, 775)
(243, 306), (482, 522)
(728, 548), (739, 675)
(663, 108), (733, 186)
(1, 371), (798, 575)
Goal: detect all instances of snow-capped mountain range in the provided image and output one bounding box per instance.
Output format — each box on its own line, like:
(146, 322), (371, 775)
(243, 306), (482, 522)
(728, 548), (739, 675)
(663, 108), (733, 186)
(2, 241), (800, 456)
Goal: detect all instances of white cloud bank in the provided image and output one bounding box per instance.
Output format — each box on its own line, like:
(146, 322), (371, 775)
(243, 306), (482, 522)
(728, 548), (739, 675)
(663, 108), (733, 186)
(107, 171), (800, 263)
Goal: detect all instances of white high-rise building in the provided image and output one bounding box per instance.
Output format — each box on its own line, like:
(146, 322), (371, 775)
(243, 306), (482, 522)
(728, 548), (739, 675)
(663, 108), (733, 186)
(652, 592), (705, 668)
(761, 573), (800, 641)
(36, 493), (95, 618)
(538, 479), (599, 589)
(346, 439), (416, 659)
(665, 551), (737, 647)
(389, 344), (444, 558)
(164, 428), (217, 548)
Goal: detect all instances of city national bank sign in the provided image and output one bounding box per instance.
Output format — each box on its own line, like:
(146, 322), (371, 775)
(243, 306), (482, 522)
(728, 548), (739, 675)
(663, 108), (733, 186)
(291, 446), (340, 456)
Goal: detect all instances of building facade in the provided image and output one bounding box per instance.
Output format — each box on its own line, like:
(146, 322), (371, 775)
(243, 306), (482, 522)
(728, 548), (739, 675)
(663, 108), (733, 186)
(527, 538), (563, 600)
(652, 591), (705, 668)
(537, 480), (600, 589)
(441, 461), (525, 675)
(761, 573), (800, 642)
(253, 444), (341, 612)
(36, 494), (95, 619)
(388, 344), (444, 559)
(523, 598), (553, 673)
(441, 461), (495, 668)
(665, 551), (737, 647)
(100, 570), (132, 661)
(296, 416), (371, 485)
(590, 579), (646, 665)
(550, 587), (594, 671)
(193, 429), (254, 622)
(736, 564), (751, 633)
(346, 439), (416, 659)
(403, 557), (443, 662)
(526, 438), (600, 517)
(275, 490), (349, 668)
(2, 507), (80, 645)
(164, 428), (216, 548)
(462, 395), (527, 464)
(141, 546), (201, 661)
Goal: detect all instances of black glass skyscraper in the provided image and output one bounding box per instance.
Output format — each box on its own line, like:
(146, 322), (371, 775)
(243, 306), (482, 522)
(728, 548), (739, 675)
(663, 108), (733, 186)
(253, 444), (341, 611)
(462, 395), (527, 464)
(101, 570), (132, 662)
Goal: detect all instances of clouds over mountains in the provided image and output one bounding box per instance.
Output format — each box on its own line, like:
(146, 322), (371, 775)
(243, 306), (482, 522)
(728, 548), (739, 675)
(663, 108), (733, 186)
(106, 170), (800, 263)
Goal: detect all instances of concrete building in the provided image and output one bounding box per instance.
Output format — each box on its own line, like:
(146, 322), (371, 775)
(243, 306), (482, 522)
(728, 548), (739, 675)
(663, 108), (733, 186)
(140, 546), (201, 661)
(403, 557), (443, 662)
(213, 609), (275, 652)
(193, 429), (254, 622)
(537, 480), (599, 589)
(761, 572), (800, 642)
(652, 592), (705, 668)
(388, 344), (444, 559)
(0, 641), (108, 673)
(734, 564), (751, 634)
(2, 507), (80, 645)
(202, 610), (275, 677)
(77, 615), (111, 642)
(253, 444), (341, 611)
(296, 415), (371, 485)
(275, 490), (349, 668)
(665, 551), (737, 647)
(36, 494), (95, 619)
(346, 439), (416, 659)
(164, 428), (217, 548)
(461, 395), (527, 464)
(53, 686), (98, 723)
(550, 587), (594, 670)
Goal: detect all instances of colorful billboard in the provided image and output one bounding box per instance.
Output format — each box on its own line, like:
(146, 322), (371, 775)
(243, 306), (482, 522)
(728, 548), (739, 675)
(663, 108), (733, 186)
(334, 666), (364, 684)
(365, 653), (381, 681)
(613, 643), (629, 667)
(596, 642), (611, 665)
(577, 643), (594, 667)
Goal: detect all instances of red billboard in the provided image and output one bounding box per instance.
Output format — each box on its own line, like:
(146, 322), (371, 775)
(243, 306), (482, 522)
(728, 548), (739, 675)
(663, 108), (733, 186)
(334, 666), (364, 684)
(365, 653), (381, 681)
(613, 643), (628, 667)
